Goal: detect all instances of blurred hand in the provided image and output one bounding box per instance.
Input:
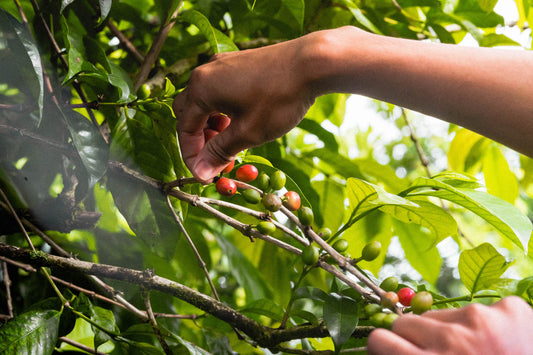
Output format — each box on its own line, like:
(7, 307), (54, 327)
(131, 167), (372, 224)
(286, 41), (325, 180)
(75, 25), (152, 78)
(172, 35), (322, 183)
(367, 296), (533, 355)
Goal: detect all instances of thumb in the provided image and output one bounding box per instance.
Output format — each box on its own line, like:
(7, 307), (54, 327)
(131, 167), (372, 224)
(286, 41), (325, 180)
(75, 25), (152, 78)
(192, 125), (247, 182)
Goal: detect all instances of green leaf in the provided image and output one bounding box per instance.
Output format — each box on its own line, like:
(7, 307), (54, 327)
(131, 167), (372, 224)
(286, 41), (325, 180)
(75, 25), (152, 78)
(394, 221), (443, 285)
(181, 10), (238, 53)
(61, 108), (109, 187)
(280, 0), (305, 33)
(404, 177), (532, 251)
(241, 298), (285, 322)
(297, 118), (339, 152)
(347, 178), (417, 217)
(323, 293), (359, 351)
(335, 0), (383, 34)
(305, 93), (349, 127)
(459, 243), (512, 295)
(482, 144), (519, 204)
(217, 234), (273, 300)
(447, 128), (486, 172)
(384, 197), (457, 244)
(0, 9), (43, 125)
(0, 309), (61, 355)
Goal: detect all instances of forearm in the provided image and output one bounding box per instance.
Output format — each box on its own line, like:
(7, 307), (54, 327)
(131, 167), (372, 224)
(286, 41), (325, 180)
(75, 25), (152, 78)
(307, 27), (533, 156)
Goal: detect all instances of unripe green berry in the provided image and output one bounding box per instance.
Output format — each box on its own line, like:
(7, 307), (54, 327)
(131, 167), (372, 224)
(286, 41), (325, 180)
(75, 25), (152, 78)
(369, 312), (387, 328)
(318, 227), (332, 241)
(298, 206), (314, 226)
(301, 245), (319, 266)
(363, 304), (382, 318)
(256, 221), (276, 235)
(380, 276), (399, 292)
(242, 189), (261, 204)
(270, 170), (286, 190)
(256, 173), (270, 191)
(410, 291), (433, 315)
(383, 313), (399, 329)
(361, 240), (381, 261)
(332, 238), (349, 253)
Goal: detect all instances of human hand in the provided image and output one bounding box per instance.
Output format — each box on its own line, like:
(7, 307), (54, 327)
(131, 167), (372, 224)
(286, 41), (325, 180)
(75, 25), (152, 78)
(172, 34), (322, 183)
(367, 296), (533, 354)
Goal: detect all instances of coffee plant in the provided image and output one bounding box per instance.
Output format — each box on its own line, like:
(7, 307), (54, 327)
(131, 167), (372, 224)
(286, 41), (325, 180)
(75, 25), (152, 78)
(0, 0), (532, 354)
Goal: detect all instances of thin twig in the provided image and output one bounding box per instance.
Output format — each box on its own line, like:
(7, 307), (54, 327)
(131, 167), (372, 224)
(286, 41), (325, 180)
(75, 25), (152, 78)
(166, 195), (220, 300)
(107, 20), (145, 63)
(1, 262), (13, 319)
(59, 336), (108, 355)
(401, 109), (431, 177)
(142, 288), (173, 355)
(134, 1), (184, 90)
(0, 188), (35, 251)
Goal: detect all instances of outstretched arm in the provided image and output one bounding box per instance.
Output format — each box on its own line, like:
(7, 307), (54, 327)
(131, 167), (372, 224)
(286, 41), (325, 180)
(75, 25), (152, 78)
(173, 26), (533, 182)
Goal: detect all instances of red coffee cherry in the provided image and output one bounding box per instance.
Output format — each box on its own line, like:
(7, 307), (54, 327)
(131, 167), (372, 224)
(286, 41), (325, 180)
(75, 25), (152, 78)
(221, 160), (235, 174)
(282, 191), (301, 211)
(207, 113), (231, 132)
(236, 164), (258, 182)
(215, 177), (237, 196)
(397, 287), (416, 307)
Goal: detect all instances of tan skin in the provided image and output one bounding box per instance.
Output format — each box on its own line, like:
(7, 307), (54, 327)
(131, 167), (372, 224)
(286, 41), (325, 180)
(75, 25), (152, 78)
(173, 26), (533, 354)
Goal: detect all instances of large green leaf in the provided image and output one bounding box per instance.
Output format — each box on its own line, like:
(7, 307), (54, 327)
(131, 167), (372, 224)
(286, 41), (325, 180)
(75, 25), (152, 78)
(459, 243), (512, 295)
(335, 0), (383, 34)
(0, 9), (43, 125)
(61, 108), (109, 187)
(323, 293), (359, 352)
(403, 177), (532, 251)
(280, 0), (305, 33)
(0, 309), (61, 355)
(394, 221), (443, 285)
(482, 144), (518, 204)
(217, 234), (273, 301)
(180, 10), (238, 53)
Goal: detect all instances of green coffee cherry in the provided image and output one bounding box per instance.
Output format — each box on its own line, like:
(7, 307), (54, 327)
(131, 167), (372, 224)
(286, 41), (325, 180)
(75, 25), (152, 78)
(383, 313), (399, 329)
(257, 221), (276, 235)
(298, 206), (314, 226)
(363, 304), (382, 318)
(301, 245), (319, 265)
(369, 312), (387, 328)
(242, 189), (261, 204)
(270, 170), (286, 190)
(410, 291), (433, 315)
(332, 238), (349, 253)
(256, 173), (270, 191)
(137, 83), (151, 99)
(361, 240), (382, 261)
(318, 227), (332, 241)
(380, 276), (399, 292)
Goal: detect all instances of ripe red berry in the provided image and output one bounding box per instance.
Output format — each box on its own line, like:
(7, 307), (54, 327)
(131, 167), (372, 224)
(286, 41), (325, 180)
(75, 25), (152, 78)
(282, 191), (301, 211)
(215, 177), (237, 196)
(397, 287), (416, 306)
(221, 160), (235, 174)
(207, 113), (231, 132)
(236, 164), (258, 182)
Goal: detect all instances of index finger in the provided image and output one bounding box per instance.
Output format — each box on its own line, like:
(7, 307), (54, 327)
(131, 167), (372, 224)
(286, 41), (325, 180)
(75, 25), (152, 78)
(172, 89), (212, 167)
